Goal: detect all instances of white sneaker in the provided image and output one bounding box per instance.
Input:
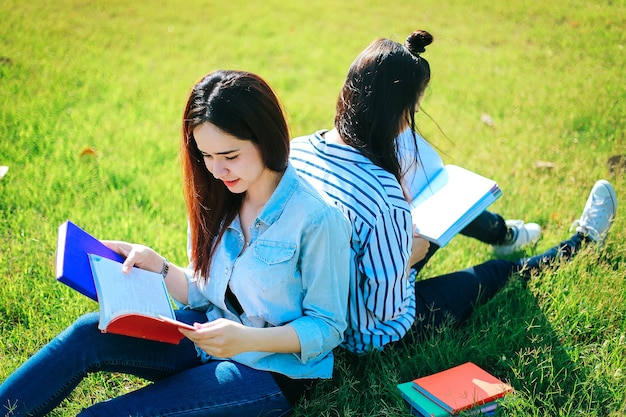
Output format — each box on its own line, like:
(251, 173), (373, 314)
(570, 180), (617, 245)
(493, 220), (542, 256)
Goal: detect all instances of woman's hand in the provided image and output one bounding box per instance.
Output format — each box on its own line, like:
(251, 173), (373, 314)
(102, 240), (163, 275)
(409, 235), (430, 266)
(179, 319), (301, 359)
(178, 319), (250, 358)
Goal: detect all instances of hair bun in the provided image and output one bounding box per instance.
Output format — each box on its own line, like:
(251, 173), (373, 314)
(405, 30), (433, 56)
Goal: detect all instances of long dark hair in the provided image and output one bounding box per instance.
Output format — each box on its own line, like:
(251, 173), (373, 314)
(180, 70), (290, 280)
(334, 30), (433, 183)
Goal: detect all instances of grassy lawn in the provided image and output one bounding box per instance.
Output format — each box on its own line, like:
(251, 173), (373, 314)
(1, 0), (625, 415)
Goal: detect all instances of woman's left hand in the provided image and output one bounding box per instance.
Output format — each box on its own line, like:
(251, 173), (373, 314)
(409, 236), (430, 265)
(178, 318), (249, 358)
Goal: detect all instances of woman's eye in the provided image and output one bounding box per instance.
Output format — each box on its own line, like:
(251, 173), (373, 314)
(225, 155), (238, 161)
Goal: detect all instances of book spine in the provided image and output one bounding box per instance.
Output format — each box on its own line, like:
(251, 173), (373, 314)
(412, 384), (455, 414)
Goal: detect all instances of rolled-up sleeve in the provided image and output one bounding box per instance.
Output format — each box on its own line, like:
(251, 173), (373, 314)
(171, 268), (212, 311)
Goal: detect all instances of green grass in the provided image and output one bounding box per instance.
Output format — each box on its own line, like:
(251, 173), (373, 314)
(1, 0), (625, 415)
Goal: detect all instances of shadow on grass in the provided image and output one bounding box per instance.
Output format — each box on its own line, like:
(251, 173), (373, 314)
(294, 255), (623, 416)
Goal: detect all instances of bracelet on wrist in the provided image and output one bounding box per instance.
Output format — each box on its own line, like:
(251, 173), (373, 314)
(160, 257), (170, 279)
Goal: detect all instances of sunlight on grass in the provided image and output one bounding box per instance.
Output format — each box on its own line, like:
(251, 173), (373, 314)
(1, 0), (625, 415)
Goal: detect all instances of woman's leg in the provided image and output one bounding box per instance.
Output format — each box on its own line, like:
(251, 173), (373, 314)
(79, 360), (292, 417)
(413, 259), (515, 331)
(412, 233), (586, 334)
(513, 233), (585, 274)
(459, 210), (508, 245)
(461, 211), (543, 256)
(0, 310), (206, 417)
(412, 211), (540, 275)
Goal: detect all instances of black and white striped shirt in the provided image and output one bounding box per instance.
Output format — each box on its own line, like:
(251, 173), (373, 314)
(290, 131), (416, 353)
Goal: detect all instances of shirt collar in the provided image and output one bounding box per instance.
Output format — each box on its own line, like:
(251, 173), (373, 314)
(254, 164), (298, 227)
(311, 130), (374, 166)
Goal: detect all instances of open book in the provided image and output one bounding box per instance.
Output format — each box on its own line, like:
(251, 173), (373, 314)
(397, 129), (502, 247)
(408, 165), (502, 247)
(88, 254), (194, 344)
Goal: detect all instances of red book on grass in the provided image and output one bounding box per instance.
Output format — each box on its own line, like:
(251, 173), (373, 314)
(412, 362), (513, 414)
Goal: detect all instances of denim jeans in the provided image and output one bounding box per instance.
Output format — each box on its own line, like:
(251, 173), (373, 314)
(0, 310), (291, 417)
(410, 233), (585, 335)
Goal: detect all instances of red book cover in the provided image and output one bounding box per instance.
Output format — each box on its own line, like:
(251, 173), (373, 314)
(89, 254), (195, 345)
(412, 362), (513, 414)
(104, 314), (195, 344)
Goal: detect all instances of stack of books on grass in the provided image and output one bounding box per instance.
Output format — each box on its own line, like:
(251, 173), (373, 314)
(397, 362), (513, 416)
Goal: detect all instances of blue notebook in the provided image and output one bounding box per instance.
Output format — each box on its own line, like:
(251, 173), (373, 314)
(55, 220), (125, 301)
(398, 381), (450, 417)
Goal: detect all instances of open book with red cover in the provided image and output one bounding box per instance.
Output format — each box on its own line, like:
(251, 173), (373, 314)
(88, 254), (194, 344)
(412, 362), (513, 414)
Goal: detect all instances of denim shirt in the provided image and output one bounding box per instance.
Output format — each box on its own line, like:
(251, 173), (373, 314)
(174, 165), (351, 379)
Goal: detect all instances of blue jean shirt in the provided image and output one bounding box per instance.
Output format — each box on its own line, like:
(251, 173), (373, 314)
(174, 165), (351, 379)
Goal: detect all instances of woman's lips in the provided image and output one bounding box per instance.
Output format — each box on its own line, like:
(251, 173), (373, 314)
(223, 179), (240, 188)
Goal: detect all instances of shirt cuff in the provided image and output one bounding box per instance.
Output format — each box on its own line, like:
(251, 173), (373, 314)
(289, 317), (338, 364)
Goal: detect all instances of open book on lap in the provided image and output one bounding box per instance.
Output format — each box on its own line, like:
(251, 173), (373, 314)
(88, 254), (194, 344)
(398, 129), (445, 201)
(397, 130), (502, 247)
(409, 165), (502, 247)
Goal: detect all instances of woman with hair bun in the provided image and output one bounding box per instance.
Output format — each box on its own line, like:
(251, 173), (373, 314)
(0, 70), (351, 416)
(290, 30), (617, 353)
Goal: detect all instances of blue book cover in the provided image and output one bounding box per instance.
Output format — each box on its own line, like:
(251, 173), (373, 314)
(55, 220), (125, 301)
(398, 381), (450, 417)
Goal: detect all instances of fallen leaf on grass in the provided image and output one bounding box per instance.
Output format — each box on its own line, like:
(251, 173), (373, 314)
(80, 147), (98, 157)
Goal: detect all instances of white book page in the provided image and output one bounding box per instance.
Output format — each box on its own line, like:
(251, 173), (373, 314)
(410, 165), (500, 245)
(88, 254), (175, 328)
(397, 129), (445, 201)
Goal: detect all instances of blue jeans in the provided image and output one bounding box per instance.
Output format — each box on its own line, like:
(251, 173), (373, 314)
(0, 310), (292, 417)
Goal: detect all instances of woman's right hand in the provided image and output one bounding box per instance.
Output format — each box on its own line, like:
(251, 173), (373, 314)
(102, 240), (163, 275)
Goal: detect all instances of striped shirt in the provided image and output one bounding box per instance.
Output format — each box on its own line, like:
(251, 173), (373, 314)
(290, 130), (415, 353)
